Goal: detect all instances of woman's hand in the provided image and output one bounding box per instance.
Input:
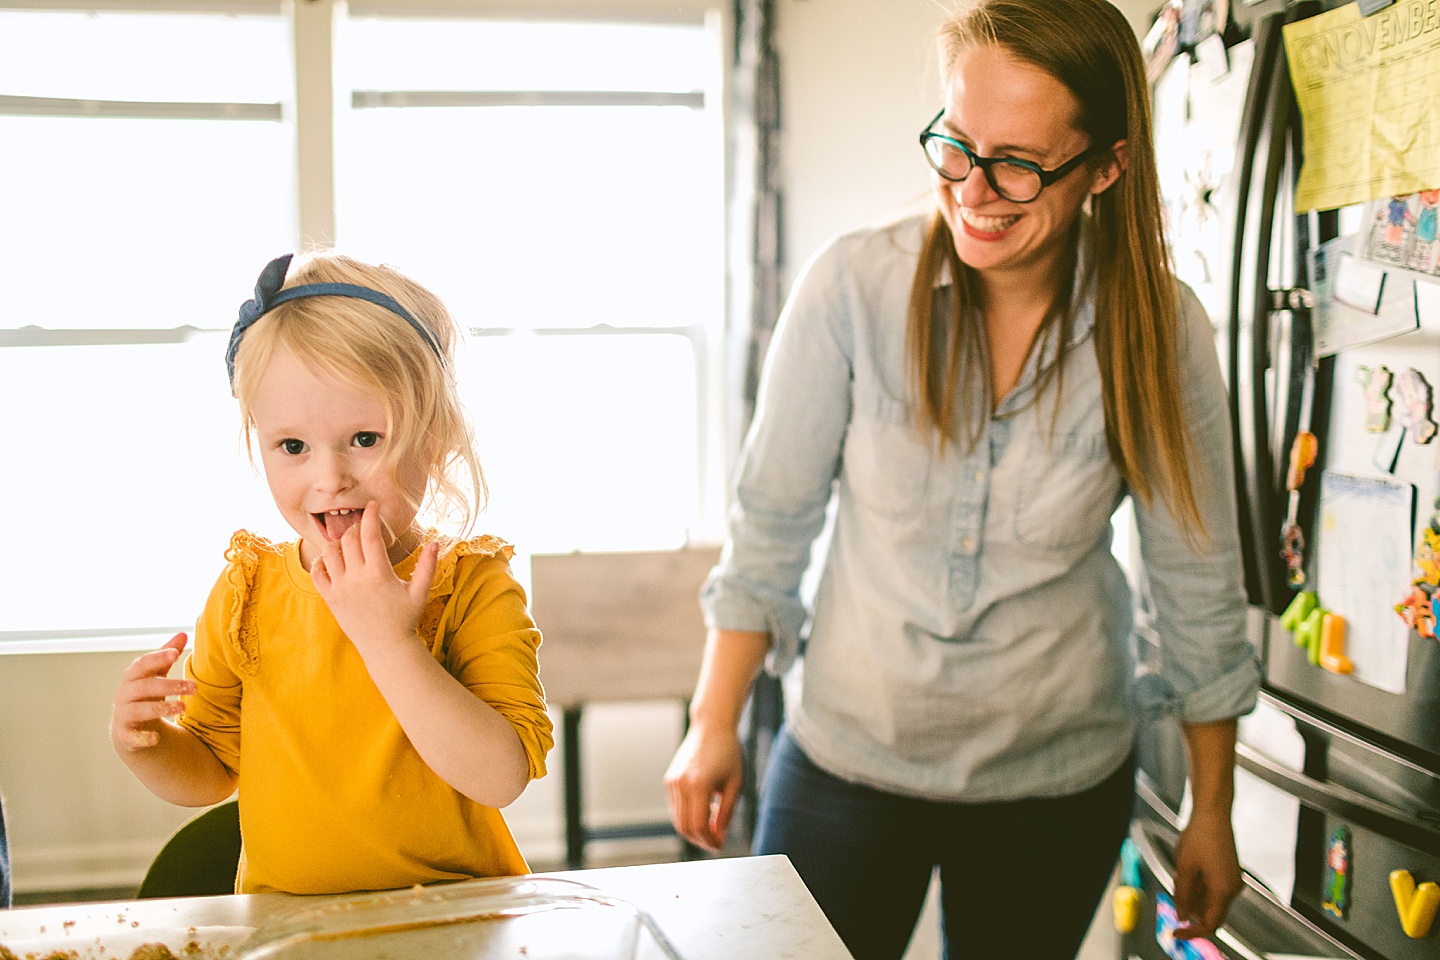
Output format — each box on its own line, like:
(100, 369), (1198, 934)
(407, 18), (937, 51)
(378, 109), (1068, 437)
(1174, 718), (1243, 940)
(1172, 808), (1241, 939)
(110, 632), (195, 752)
(665, 724), (746, 852)
(311, 501), (439, 657)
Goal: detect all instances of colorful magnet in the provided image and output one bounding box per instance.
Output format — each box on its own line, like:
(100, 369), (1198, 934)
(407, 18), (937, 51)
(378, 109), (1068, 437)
(1280, 523), (1307, 587)
(1120, 837), (1143, 888)
(1389, 869), (1440, 938)
(1154, 892), (1224, 960)
(1114, 838), (1144, 933)
(1394, 369), (1438, 444)
(1287, 431), (1319, 489)
(1415, 526), (1440, 585)
(1356, 365), (1393, 432)
(1281, 591), (1318, 633)
(1319, 614), (1354, 674)
(1322, 826), (1352, 919)
(1295, 607), (1328, 667)
(1397, 499), (1440, 639)
(1280, 432), (1318, 587)
(1114, 885), (1142, 934)
(1395, 583), (1438, 639)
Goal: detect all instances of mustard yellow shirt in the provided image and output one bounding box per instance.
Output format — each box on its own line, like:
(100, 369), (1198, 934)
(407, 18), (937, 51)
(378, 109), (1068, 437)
(179, 531), (553, 895)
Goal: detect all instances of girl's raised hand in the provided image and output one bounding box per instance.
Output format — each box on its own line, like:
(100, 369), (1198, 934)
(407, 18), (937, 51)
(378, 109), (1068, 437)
(110, 632), (195, 752)
(311, 501), (440, 658)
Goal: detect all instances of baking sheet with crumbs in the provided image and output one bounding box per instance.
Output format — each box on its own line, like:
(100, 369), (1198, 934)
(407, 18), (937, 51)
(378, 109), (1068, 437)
(0, 924), (252, 960)
(226, 878), (683, 960)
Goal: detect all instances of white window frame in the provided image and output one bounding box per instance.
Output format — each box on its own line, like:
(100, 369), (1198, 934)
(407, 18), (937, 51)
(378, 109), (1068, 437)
(0, 0), (733, 654)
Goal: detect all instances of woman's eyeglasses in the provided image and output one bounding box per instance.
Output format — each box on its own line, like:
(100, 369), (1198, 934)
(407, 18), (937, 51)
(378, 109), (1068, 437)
(919, 110), (1096, 204)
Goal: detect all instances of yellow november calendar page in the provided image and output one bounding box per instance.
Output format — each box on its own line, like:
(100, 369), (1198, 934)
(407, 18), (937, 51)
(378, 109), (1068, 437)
(1283, 1), (1440, 212)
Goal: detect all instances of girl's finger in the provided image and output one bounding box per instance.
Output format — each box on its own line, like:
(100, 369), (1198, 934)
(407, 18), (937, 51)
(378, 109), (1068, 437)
(120, 633), (190, 681)
(120, 676), (197, 704)
(407, 540), (440, 603)
(360, 501), (386, 565)
(311, 553), (331, 590)
(121, 699), (187, 725)
(323, 539), (346, 577)
(338, 518), (366, 570)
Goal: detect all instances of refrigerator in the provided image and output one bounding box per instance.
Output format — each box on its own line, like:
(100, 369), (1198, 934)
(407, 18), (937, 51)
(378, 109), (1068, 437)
(1124, 1), (1440, 958)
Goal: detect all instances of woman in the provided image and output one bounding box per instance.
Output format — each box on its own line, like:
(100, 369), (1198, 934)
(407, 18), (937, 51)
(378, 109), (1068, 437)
(664, 1), (1259, 958)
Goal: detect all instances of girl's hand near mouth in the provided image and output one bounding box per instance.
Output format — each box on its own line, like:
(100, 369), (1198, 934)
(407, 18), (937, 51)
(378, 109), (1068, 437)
(311, 501), (439, 660)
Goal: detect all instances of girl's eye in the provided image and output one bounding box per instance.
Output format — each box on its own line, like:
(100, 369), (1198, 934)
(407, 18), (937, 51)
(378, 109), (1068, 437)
(281, 438), (306, 455)
(353, 432), (380, 449)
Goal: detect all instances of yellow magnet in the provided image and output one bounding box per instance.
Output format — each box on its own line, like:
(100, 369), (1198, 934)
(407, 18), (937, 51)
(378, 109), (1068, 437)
(1390, 869), (1440, 939)
(1113, 885), (1141, 934)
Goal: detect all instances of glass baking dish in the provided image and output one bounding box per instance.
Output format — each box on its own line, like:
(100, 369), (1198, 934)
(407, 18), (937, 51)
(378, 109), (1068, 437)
(229, 876), (685, 960)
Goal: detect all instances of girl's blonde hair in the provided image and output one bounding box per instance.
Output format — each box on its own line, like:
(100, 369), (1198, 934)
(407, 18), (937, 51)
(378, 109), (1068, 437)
(231, 252), (486, 536)
(909, 0), (1206, 545)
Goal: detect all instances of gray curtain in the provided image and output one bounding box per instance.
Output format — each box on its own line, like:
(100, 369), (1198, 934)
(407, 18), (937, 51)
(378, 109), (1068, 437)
(727, 0), (785, 848)
(728, 0), (784, 443)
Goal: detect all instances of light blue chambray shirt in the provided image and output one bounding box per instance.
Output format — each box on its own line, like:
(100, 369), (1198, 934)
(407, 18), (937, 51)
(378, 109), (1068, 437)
(703, 213), (1260, 802)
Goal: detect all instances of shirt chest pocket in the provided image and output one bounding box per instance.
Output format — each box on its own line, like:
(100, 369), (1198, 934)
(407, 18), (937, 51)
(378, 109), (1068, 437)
(1013, 431), (1123, 550)
(842, 402), (932, 520)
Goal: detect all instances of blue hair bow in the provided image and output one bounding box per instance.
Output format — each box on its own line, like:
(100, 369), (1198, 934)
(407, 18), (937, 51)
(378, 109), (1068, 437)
(226, 253), (445, 385)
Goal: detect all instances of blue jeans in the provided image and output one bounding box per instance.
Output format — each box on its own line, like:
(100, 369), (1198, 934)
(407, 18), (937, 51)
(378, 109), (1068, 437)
(754, 727), (1133, 960)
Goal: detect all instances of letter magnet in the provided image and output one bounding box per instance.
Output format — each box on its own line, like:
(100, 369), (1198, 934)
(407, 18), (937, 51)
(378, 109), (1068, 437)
(1390, 869), (1440, 938)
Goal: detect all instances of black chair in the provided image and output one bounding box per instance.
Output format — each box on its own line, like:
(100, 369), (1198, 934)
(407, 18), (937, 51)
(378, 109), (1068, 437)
(137, 800), (241, 899)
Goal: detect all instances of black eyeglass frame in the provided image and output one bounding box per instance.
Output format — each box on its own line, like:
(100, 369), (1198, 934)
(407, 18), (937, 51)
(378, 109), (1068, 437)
(918, 109), (1098, 204)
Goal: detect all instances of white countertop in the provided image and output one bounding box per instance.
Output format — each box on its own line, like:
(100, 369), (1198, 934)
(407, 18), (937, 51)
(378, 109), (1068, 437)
(0, 854), (853, 960)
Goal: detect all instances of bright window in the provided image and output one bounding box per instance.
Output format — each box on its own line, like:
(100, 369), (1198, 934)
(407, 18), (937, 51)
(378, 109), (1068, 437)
(0, 7), (290, 646)
(336, 16), (723, 554)
(0, 5), (726, 650)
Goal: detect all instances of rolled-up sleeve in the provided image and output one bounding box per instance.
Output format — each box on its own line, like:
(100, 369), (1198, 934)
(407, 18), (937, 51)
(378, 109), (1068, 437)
(1131, 284), (1261, 723)
(703, 239), (856, 675)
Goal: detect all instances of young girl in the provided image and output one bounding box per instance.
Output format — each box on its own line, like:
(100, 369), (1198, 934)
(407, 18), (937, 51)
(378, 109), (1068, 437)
(111, 253), (554, 896)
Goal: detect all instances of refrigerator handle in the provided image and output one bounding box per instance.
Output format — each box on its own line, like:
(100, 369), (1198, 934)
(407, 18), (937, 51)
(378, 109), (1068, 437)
(1235, 741), (1440, 857)
(1129, 820), (1288, 960)
(1226, 12), (1285, 611)
(1259, 689), (1439, 781)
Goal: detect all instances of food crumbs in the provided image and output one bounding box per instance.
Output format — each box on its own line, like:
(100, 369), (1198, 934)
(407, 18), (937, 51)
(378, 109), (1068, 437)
(132, 922), (140, 928)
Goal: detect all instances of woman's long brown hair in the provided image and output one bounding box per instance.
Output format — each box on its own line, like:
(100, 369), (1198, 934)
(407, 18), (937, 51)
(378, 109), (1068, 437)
(908, 0), (1207, 547)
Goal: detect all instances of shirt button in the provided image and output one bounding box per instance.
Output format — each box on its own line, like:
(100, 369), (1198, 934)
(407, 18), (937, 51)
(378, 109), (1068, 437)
(973, 469), (985, 484)
(962, 536), (976, 553)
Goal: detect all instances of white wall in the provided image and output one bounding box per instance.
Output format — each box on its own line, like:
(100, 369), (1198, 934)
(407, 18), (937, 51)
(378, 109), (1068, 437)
(774, 0), (1157, 284)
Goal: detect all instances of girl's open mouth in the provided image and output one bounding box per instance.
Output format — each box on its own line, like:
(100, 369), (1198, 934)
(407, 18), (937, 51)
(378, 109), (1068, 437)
(314, 508), (364, 541)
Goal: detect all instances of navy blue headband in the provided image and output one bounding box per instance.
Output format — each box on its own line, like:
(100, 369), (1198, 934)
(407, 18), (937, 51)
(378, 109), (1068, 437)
(226, 253), (446, 385)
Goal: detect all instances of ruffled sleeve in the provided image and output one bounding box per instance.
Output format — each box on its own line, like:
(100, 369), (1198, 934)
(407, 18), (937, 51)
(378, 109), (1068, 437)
(221, 530), (281, 677)
(423, 536), (554, 782)
(180, 530), (280, 773)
